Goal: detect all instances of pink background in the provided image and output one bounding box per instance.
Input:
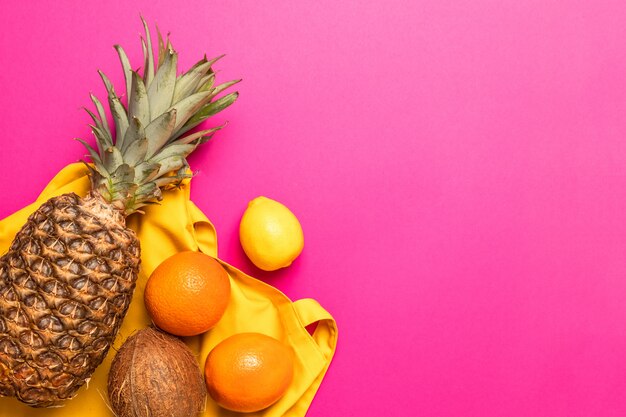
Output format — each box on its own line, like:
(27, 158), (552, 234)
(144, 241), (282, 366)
(2, 0), (626, 416)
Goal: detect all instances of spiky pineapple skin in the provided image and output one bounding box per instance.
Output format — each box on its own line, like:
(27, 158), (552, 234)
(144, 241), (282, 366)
(0, 193), (140, 407)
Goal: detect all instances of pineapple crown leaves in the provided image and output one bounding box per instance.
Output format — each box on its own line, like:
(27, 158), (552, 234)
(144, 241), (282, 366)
(78, 18), (240, 215)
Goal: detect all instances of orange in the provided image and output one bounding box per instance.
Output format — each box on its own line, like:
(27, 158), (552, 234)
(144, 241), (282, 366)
(204, 333), (295, 412)
(144, 251), (231, 337)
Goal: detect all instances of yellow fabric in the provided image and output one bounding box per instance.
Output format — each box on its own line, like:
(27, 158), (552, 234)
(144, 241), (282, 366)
(0, 163), (337, 417)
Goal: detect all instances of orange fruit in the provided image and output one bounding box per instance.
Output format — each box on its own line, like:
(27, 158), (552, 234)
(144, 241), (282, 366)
(144, 251), (231, 337)
(204, 333), (294, 412)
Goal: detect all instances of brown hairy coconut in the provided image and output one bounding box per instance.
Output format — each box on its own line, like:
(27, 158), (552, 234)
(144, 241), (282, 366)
(107, 327), (206, 417)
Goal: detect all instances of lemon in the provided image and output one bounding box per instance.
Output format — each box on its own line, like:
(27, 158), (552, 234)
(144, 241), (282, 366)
(239, 196), (304, 271)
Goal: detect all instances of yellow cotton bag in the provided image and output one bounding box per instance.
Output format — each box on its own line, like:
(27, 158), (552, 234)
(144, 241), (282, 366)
(0, 163), (338, 417)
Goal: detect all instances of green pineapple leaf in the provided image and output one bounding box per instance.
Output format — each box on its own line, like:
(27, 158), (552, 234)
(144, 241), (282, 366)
(168, 91), (212, 133)
(148, 48), (177, 119)
(178, 91), (239, 137)
(129, 71), (150, 128)
(124, 137), (149, 166)
(122, 117), (145, 153)
(141, 16), (155, 87)
(145, 110), (177, 158)
(172, 58), (212, 103)
(76, 138), (109, 179)
(99, 70), (129, 147)
(103, 145), (124, 173)
(172, 124), (225, 146)
(114, 45), (133, 108)
(156, 25), (167, 68)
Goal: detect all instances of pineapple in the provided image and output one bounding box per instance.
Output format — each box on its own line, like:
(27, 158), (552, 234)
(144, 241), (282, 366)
(0, 20), (239, 407)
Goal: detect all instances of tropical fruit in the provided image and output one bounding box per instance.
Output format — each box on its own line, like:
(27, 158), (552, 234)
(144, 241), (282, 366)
(108, 327), (206, 417)
(0, 19), (239, 407)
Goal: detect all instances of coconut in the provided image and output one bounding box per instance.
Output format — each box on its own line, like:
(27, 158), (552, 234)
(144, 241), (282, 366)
(107, 327), (206, 417)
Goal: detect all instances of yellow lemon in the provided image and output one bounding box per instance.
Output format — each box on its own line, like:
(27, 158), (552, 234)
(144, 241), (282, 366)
(239, 196), (304, 271)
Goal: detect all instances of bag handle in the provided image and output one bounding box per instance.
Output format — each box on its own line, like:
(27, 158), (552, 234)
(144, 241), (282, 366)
(292, 298), (338, 361)
(187, 201), (218, 258)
